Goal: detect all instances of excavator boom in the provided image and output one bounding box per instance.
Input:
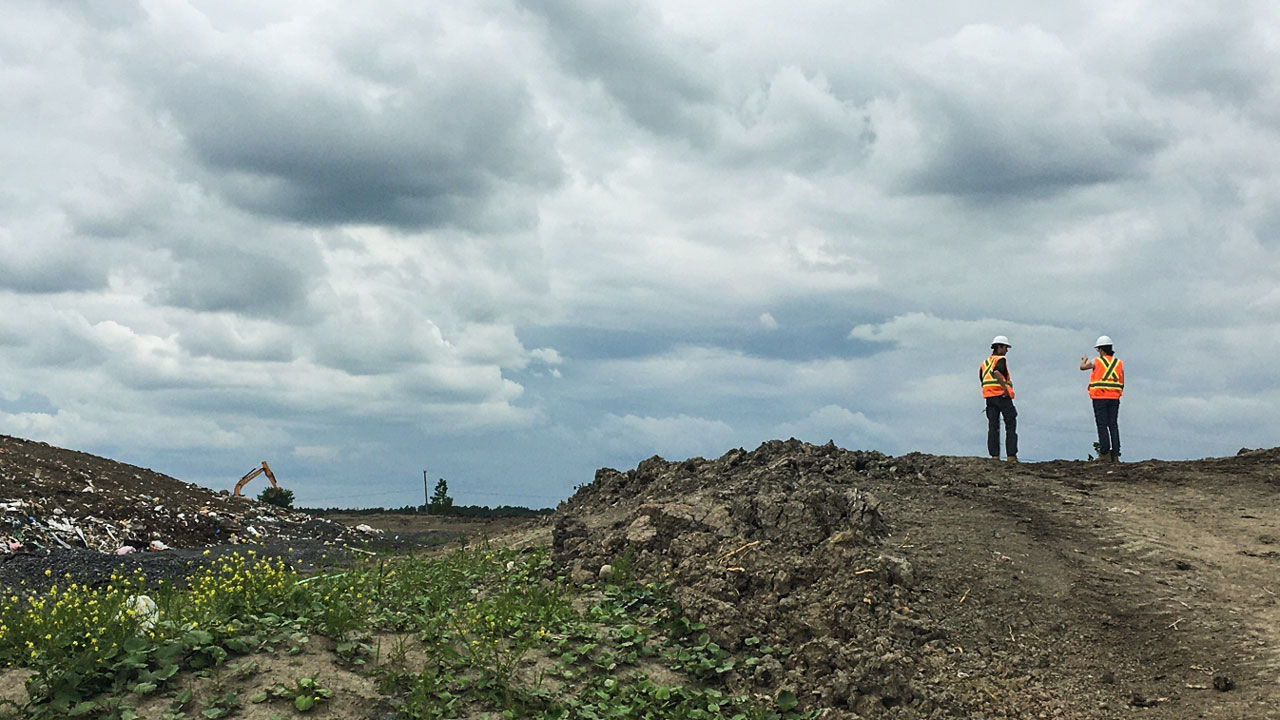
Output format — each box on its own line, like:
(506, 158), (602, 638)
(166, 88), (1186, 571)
(233, 461), (279, 497)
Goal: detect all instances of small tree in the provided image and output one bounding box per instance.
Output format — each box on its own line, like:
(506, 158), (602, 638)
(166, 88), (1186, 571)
(429, 478), (453, 515)
(258, 485), (295, 509)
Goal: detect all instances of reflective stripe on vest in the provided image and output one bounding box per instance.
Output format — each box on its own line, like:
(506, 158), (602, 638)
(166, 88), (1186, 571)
(980, 355), (1012, 398)
(1088, 355), (1124, 398)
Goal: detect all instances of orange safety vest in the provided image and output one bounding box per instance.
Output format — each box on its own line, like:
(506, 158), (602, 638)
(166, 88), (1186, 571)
(980, 355), (1013, 398)
(1088, 355), (1124, 399)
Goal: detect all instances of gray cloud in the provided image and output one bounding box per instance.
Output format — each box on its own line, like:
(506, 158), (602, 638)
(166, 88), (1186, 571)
(62, 0), (145, 31)
(176, 316), (297, 363)
(2, 309), (110, 370)
(717, 67), (876, 173)
(1128, 5), (1275, 109)
(521, 0), (718, 141)
(868, 24), (1167, 197)
(0, 248), (109, 294)
(150, 244), (319, 320)
(115, 7), (562, 231)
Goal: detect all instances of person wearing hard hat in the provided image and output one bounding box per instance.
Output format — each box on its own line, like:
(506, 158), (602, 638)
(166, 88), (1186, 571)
(980, 336), (1017, 462)
(1080, 335), (1124, 462)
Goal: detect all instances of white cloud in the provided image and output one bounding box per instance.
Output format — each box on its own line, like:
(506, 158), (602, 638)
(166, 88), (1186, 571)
(774, 405), (890, 449)
(293, 445), (340, 462)
(530, 347), (563, 365)
(591, 413), (736, 460)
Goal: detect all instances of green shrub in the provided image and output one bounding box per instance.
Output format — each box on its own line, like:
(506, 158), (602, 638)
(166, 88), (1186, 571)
(258, 486), (295, 509)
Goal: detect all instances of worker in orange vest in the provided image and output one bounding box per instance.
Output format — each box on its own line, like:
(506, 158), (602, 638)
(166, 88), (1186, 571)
(1079, 335), (1124, 462)
(980, 335), (1017, 462)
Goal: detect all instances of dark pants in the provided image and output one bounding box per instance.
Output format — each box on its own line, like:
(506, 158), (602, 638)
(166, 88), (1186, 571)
(985, 396), (1018, 458)
(1092, 398), (1120, 457)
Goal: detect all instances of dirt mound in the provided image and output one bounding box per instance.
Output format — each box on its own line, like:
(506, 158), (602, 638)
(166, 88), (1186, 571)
(553, 439), (1280, 719)
(0, 434), (372, 556)
(554, 440), (960, 717)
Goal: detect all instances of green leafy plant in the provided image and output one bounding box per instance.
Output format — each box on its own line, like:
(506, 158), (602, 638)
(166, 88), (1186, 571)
(1, 545), (816, 720)
(252, 675), (333, 712)
(197, 690), (239, 719)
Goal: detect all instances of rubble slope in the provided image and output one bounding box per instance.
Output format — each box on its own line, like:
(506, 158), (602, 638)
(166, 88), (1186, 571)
(553, 439), (1280, 719)
(0, 434), (368, 555)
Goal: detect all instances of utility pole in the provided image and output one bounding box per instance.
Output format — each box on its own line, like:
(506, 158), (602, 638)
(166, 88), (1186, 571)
(423, 470), (429, 511)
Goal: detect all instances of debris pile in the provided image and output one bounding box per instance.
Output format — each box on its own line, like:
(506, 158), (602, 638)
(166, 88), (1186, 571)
(0, 435), (373, 555)
(554, 440), (961, 717)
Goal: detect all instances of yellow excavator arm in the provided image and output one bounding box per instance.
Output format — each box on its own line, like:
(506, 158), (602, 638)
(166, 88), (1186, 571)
(233, 461), (278, 497)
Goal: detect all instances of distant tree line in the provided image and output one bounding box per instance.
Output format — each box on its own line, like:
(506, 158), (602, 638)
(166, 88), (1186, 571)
(298, 478), (553, 518)
(300, 503), (553, 518)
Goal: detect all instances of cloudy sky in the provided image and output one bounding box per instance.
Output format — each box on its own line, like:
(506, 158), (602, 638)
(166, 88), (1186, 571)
(2, 1), (1277, 508)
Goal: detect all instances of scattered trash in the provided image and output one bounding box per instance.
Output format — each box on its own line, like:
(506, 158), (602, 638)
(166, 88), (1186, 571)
(125, 594), (159, 631)
(1, 434), (369, 554)
(115, 546), (135, 555)
(355, 524), (383, 534)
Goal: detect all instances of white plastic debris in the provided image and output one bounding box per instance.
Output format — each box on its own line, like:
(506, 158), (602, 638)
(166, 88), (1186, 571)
(355, 524), (382, 534)
(115, 546), (135, 555)
(125, 595), (159, 631)
(148, 540), (170, 551)
(47, 518), (76, 534)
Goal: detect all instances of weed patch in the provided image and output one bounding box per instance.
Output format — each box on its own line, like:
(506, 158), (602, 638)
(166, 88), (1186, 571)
(1, 545), (810, 719)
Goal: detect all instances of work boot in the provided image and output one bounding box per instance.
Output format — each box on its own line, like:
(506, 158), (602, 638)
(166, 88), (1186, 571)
(1108, 452), (1119, 463)
(1007, 456), (1018, 464)
(990, 455), (1000, 461)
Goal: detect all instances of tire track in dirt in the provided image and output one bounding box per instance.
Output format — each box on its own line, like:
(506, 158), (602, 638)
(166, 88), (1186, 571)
(885, 456), (1277, 718)
(1089, 463), (1280, 679)
(1034, 459), (1280, 718)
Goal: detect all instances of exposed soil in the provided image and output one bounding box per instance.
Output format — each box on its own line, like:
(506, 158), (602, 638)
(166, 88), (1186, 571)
(553, 440), (1280, 719)
(3, 434), (1280, 719)
(322, 512), (550, 549)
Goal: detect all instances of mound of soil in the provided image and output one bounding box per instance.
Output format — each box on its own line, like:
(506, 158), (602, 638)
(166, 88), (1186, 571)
(553, 440), (1280, 719)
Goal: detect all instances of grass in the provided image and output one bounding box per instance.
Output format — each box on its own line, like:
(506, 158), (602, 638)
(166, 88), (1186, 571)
(0, 545), (813, 719)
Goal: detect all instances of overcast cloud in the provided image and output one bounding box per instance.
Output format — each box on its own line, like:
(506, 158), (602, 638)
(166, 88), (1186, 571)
(2, 1), (1277, 508)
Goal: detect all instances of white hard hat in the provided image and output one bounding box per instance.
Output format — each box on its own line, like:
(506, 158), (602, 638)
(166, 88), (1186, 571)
(991, 335), (1011, 347)
(1094, 335), (1113, 347)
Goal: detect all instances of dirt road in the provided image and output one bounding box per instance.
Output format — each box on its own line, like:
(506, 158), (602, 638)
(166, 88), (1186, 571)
(1007, 454), (1280, 718)
(824, 451), (1280, 718)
